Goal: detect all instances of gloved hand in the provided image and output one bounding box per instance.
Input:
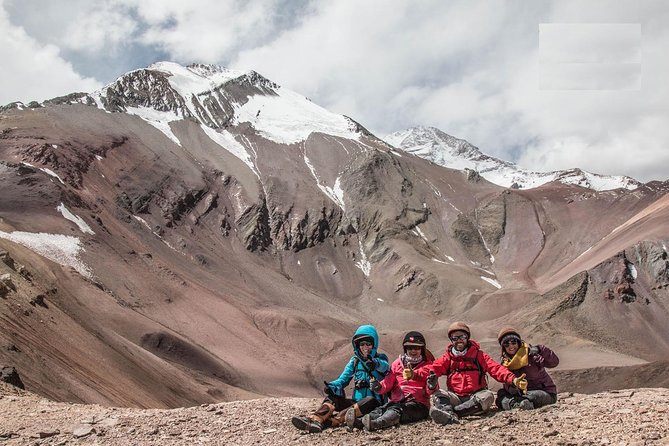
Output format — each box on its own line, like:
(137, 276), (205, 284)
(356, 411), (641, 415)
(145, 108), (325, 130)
(528, 345), (544, 366)
(403, 365), (414, 381)
(512, 373), (528, 393)
(426, 370), (438, 391)
(365, 358), (376, 371)
(370, 378), (382, 393)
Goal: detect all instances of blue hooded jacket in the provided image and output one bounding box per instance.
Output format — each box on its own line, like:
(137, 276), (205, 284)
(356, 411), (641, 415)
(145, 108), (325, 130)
(327, 325), (390, 402)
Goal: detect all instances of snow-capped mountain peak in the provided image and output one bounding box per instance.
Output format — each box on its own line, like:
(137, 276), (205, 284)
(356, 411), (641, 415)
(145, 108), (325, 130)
(146, 62), (248, 97)
(79, 62), (360, 147)
(385, 126), (640, 191)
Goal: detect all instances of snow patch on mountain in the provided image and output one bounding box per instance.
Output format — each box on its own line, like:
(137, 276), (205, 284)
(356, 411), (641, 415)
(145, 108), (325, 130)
(481, 276), (502, 289)
(355, 239), (371, 277)
(386, 126), (640, 191)
(232, 88), (359, 145)
(149, 62), (244, 98)
(0, 230), (92, 278)
(303, 153), (346, 210)
(57, 203), (94, 235)
(201, 126), (260, 178)
(125, 107), (182, 146)
(21, 162), (65, 185)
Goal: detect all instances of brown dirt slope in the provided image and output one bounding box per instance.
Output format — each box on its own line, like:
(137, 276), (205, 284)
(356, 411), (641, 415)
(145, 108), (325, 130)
(553, 361), (669, 394)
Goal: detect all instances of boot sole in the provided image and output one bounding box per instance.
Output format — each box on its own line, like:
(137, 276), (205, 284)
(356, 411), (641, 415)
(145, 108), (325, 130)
(430, 408), (459, 425)
(345, 409), (356, 431)
(362, 415), (373, 432)
(291, 417), (322, 433)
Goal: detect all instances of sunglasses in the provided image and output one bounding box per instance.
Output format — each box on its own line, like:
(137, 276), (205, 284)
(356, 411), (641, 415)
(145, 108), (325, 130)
(502, 339), (519, 346)
(405, 346), (422, 351)
(450, 334), (468, 342)
(358, 341), (373, 347)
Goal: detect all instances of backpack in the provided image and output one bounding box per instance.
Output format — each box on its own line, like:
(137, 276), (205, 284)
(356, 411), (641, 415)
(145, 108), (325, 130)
(448, 352), (487, 387)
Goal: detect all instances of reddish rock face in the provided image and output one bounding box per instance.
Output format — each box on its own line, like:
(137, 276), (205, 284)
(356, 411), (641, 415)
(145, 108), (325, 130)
(1, 64), (669, 407)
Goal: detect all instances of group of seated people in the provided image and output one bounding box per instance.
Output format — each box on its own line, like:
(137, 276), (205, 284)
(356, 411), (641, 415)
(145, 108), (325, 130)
(291, 322), (559, 433)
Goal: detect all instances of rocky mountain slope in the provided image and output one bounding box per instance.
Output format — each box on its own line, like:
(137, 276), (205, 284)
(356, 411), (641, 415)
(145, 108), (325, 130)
(1, 62), (669, 408)
(1, 383), (668, 445)
(385, 126), (641, 191)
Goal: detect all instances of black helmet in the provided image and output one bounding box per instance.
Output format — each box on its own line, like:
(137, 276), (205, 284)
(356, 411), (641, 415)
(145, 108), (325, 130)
(402, 331), (426, 350)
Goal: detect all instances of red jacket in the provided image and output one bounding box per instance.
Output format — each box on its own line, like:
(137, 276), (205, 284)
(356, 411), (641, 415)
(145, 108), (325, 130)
(377, 355), (435, 407)
(429, 340), (515, 396)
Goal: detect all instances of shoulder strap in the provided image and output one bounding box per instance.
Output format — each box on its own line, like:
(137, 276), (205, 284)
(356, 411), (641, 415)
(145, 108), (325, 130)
(352, 356), (362, 372)
(449, 353), (486, 386)
(474, 351), (486, 386)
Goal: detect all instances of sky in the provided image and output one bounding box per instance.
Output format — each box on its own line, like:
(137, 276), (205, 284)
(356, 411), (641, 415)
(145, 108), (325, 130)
(1, 0), (668, 182)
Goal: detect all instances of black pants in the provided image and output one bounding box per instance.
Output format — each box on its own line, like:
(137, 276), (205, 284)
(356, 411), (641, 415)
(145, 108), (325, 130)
(321, 394), (380, 413)
(369, 400), (429, 424)
(323, 393), (354, 412)
(496, 388), (557, 410)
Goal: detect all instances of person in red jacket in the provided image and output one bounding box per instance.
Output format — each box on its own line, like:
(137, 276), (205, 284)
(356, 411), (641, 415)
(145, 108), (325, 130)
(495, 326), (559, 410)
(425, 321), (527, 425)
(352, 331), (437, 432)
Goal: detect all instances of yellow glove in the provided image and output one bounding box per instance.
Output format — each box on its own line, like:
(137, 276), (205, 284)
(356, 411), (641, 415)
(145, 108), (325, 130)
(403, 365), (414, 380)
(512, 373), (528, 393)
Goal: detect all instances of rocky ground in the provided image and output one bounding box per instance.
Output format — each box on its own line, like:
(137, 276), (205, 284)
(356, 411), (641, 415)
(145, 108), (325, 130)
(1, 383), (668, 445)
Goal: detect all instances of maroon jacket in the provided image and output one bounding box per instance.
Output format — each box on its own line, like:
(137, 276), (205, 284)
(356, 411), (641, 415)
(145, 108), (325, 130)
(502, 344), (559, 395)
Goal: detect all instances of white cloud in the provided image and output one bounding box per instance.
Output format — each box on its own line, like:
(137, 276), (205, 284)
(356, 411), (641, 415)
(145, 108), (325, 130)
(61, 2), (137, 53)
(117, 0), (283, 61)
(0, 1), (101, 104)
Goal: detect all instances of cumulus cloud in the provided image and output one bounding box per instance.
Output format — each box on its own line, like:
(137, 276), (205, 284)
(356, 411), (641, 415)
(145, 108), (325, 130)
(61, 3), (138, 53)
(114, 0), (293, 62)
(0, 0), (101, 104)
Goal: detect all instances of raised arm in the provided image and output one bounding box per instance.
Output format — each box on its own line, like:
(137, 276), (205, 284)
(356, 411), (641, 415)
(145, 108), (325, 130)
(375, 368), (397, 395)
(530, 345), (559, 368)
(480, 351), (515, 384)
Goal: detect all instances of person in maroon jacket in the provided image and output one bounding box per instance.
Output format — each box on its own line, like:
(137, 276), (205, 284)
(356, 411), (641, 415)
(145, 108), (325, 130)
(495, 326), (560, 410)
(425, 321), (527, 425)
(355, 331), (437, 432)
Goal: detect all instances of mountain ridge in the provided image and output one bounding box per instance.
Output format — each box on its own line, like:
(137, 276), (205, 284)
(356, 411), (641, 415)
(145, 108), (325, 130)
(385, 125), (641, 191)
(0, 64), (651, 192)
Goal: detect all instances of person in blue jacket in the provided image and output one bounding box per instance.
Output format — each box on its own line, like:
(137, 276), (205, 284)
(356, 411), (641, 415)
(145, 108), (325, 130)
(291, 324), (389, 433)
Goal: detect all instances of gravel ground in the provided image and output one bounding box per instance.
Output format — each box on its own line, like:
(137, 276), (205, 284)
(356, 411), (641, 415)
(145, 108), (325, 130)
(1, 383), (668, 445)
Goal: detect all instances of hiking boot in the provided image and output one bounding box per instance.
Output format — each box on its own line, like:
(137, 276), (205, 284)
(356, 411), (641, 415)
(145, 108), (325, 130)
(429, 406), (459, 425)
(345, 408), (363, 431)
(518, 399), (534, 410)
(291, 416), (323, 433)
(454, 398), (484, 417)
(509, 397), (534, 411)
(362, 410), (400, 432)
